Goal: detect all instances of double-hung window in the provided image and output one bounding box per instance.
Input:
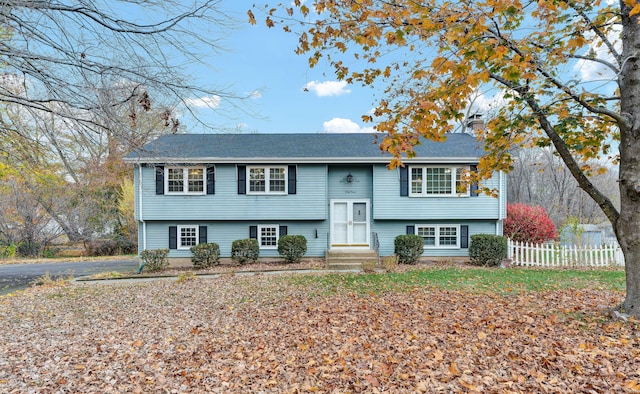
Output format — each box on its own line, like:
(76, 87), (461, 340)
(166, 167), (205, 194)
(178, 225), (198, 249)
(248, 166), (286, 194)
(417, 225), (460, 248)
(409, 166), (469, 197)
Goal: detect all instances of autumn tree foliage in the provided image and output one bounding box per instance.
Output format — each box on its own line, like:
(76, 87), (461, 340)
(251, 1), (640, 315)
(504, 204), (557, 244)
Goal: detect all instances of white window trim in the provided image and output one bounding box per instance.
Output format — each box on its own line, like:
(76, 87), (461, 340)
(416, 224), (461, 249)
(258, 224), (279, 250)
(165, 167), (206, 195)
(177, 225), (199, 250)
(247, 166), (287, 195)
(409, 165), (470, 197)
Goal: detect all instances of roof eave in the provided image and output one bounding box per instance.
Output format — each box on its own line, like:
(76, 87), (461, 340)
(122, 156), (481, 164)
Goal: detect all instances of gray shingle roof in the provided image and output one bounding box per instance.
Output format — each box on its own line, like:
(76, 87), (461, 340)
(124, 133), (484, 163)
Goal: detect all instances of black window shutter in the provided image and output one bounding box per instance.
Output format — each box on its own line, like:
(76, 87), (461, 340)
(406, 225), (415, 235)
(400, 166), (408, 196)
(288, 165), (297, 195)
(470, 165), (479, 197)
(279, 226), (288, 237)
(155, 166), (164, 195)
(206, 166), (215, 195)
(238, 166), (246, 195)
(249, 225), (257, 239)
(199, 226), (207, 244)
(169, 226), (177, 249)
(460, 225), (469, 248)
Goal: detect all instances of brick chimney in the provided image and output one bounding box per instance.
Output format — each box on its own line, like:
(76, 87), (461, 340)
(466, 113), (484, 132)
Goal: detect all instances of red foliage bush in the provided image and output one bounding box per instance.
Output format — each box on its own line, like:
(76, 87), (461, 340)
(504, 203), (557, 244)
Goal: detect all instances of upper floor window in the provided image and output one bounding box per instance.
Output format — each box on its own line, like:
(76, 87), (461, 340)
(165, 167), (205, 195)
(409, 166), (469, 197)
(248, 166), (287, 194)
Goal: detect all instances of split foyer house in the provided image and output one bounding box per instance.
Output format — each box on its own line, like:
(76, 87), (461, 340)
(124, 132), (506, 265)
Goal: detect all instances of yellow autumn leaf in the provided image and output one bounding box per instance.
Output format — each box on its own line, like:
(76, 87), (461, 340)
(624, 380), (640, 391)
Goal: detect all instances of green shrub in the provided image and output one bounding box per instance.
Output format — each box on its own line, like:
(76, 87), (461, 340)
(394, 234), (424, 264)
(231, 239), (259, 265)
(190, 243), (220, 268)
(469, 234), (508, 267)
(0, 243), (16, 259)
(41, 247), (59, 258)
(277, 235), (307, 263)
(139, 249), (169, 272)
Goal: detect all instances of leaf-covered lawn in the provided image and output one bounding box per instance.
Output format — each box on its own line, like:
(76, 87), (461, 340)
(0, 269), (638, 393)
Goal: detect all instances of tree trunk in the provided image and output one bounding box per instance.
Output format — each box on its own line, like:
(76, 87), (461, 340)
(617, 2), (640, 315)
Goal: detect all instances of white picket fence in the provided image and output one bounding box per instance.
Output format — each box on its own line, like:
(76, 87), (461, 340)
(507, 239), (625, 267)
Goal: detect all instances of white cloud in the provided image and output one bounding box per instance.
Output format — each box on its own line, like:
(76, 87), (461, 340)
(467, 90), (506, 115)
(249, 90), (262, 99)
(323, 117), (376, 133)
(574, 24), (621, 82)
(184, 95), (221, 108)
(303, 80), (351, 97)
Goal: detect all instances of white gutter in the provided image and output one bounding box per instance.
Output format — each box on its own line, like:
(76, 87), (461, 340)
(122, 156), (481, 165)
(138, 163), (146, 251)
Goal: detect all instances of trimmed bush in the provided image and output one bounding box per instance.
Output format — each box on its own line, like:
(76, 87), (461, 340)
(190, 243), (220, 268)
(277, 235), (307, 263)
(231, 239), (259, 265)
(469, 234), (508, 267)
(394, 234), (424, 264)
(139, 249), (169, 272)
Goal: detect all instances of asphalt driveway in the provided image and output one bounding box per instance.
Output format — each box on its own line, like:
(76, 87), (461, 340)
(0, 259), (139, 295)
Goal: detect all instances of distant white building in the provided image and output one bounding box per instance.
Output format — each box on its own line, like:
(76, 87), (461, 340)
(560, 223), (609, 247)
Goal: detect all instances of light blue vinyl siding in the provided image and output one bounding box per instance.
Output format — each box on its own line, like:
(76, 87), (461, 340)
(142, 219), (498, 258)
(327, 165), (373, 200)
(142, 221), (330, 258)
(136, 164), (327, 221)
(372, 165), (502, 220)
(371, 220), (499, 256)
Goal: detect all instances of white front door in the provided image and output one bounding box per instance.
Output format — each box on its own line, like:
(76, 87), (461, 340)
(331, 199), (370, 247)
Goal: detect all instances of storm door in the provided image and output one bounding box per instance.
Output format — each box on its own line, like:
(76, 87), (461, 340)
(330, 200), (370, 247)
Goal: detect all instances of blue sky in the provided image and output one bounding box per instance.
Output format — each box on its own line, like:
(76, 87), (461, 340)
(179, 1), (618, 135)
(180, 2), (377, 134)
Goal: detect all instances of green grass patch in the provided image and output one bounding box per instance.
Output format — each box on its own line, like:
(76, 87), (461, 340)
(286, 267), (625, 296)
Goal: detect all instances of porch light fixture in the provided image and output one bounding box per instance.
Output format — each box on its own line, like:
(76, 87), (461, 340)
(346, 172), (353, 183)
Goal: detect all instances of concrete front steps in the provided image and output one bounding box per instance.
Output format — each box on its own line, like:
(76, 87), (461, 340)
(325, 249), (379, 270)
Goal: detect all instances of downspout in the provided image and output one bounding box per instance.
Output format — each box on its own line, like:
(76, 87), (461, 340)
(498, 171), (504, 236)
(138, 163), (146, 251)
